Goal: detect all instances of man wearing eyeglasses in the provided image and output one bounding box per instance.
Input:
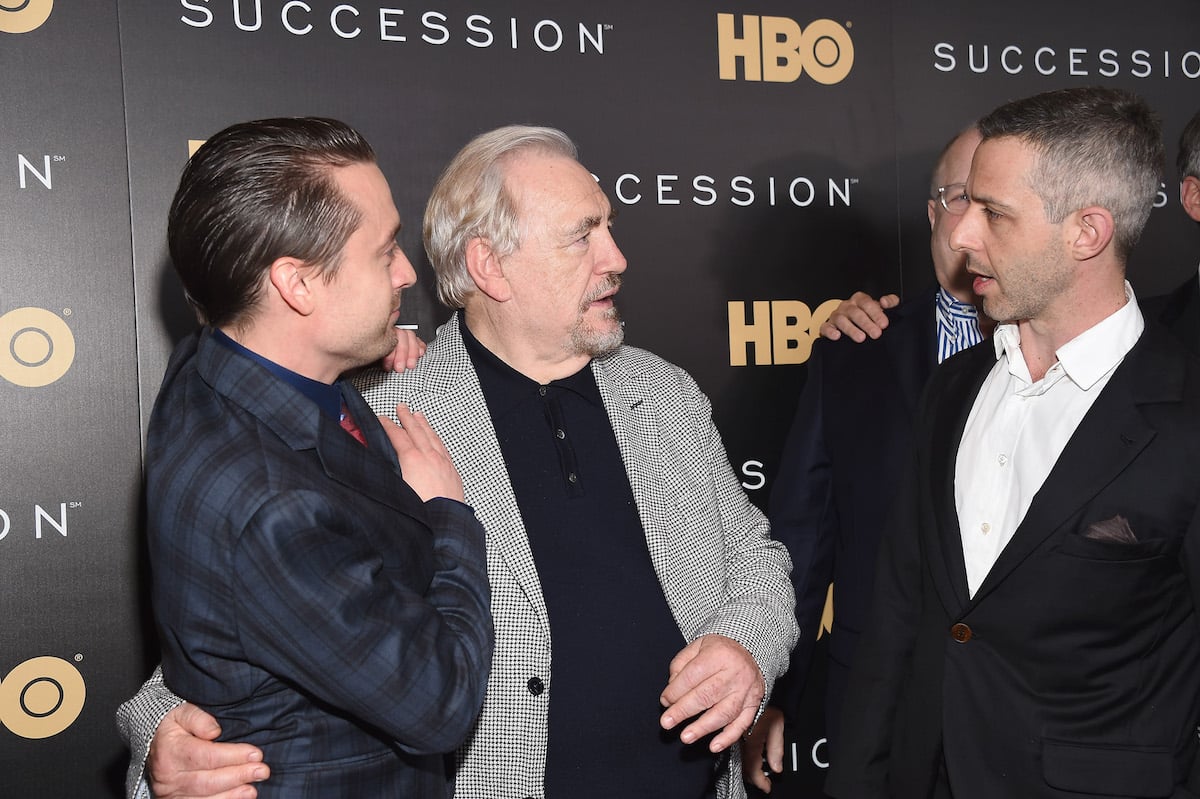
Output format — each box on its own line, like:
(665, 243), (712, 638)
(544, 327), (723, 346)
(742, 124), (988, 793)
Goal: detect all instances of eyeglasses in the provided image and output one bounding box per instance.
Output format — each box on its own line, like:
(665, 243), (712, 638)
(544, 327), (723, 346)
(933, 183), (970, 215)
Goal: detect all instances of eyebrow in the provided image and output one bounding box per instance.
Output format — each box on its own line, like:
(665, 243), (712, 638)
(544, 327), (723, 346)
(563, 206), (619, 240)
(968, 191), (1014, 213)
(383, 221), (402, 247)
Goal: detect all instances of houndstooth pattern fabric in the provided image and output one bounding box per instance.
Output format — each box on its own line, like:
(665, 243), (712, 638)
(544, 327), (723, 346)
(116, 666), (175, 799)
(355, 315), (797, 799)
(116, 314), (796, 799)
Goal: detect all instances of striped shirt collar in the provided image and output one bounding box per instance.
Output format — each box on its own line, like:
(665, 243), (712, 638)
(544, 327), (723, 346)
(935, 286), (984, 363)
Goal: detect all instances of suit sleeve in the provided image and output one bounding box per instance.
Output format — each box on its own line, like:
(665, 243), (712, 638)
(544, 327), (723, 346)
(825, 423), (926, 797)
(676, 370), (799, 701)
(115, 666), (181, 799)
(766, 342), (837, 723)
(230, 493), (492, 755)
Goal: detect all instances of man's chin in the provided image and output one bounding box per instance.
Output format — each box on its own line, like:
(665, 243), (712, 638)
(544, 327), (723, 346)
(573, 322), (624, 358)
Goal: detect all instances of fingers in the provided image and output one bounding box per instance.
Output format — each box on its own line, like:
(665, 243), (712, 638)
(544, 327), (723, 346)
(682, 703), (757, 752)
(150, 763), (267, 799)
(742, 708), (786, 793)
(659, 635), (764, 752)
(148, 704), (268, 799)
(381, 330), (427, 373)
(822, 291), (894, 342)
(819, 319), (844, 341)
(741, 735), (773, 793)
(392, 404), (450, 456)
(172, 702), (222, 740)
(761, 706), (786, 774)
(746, 758), (773, 794)
(383, 404), (464, 502)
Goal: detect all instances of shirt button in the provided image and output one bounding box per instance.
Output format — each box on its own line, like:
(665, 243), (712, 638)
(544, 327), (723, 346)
(538, 386), (547, 396)
(527, 677), (544, 696)
(998, 454), (1008, 465)
(555, 429), (565, 440)
(567, 473), (578, 483)
(950, 623), (973, 643)
(981, 522), (991, 534)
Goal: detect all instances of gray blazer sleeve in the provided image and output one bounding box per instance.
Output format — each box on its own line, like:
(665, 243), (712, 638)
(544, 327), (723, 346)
(115, 666), (183, 799)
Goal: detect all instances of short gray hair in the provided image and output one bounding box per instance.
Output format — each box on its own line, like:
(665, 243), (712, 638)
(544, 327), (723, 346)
(424, 125), (578, 308)
(978, 86), (1162, 260)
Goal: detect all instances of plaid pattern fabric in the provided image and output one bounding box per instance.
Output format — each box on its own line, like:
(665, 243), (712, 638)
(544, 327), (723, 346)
(355, 315), (797, 799)
(117, 329), (491, 798)
(119, 317), (796, 799)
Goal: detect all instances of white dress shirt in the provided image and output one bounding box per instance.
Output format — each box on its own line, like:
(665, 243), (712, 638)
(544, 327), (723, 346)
(955, 282), (1144, 597)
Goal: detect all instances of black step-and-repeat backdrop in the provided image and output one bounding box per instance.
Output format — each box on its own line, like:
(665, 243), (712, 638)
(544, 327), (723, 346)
(4, 2), (1199, 795)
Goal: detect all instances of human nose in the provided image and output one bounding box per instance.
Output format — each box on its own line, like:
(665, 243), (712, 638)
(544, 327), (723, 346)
(596, 226), (627, 275)
(949, 207), (978, 253)
(392, 248), (417, 290)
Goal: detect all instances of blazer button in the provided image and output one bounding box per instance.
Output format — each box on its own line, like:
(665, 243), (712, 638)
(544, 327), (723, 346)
(527, 677), (545, 696)
(950, 623), (973, 643)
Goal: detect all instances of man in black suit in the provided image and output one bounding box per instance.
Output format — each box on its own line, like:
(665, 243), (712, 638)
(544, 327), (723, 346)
(826, 86), (1200, 799)
(742, 124), (986, 793)
(837, 108), (1200, 356)
(1146, 109), (1200, 354)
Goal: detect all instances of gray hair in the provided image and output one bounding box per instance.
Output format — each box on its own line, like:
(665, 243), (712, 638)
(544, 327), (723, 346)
(424, 125), (578, 308)
(978, 86), (1162, 260)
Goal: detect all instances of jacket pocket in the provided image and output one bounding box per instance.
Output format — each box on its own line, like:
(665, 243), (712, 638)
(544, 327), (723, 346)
(1043, 739), (1173, 797)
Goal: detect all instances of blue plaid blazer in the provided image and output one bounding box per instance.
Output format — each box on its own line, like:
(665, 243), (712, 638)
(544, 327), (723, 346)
(145, 328), (492, 798)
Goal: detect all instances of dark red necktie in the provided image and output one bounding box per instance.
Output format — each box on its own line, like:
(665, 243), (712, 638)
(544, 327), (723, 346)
(339, 403), (368, 447)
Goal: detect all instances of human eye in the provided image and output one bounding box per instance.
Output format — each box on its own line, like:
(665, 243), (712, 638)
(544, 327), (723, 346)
(984, 207), (1003, 222)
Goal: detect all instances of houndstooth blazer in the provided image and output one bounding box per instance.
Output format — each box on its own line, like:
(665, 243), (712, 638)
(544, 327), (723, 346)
(117, 314), (796, 799)
(355, 315), (796, 799)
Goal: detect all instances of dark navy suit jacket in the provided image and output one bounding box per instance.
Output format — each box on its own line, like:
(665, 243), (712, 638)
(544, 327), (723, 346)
(828, 317), (1200, 799)
(769, 289), (937, 750)
(147, 328), (492, 797)
(1147, 273), (1200, 356)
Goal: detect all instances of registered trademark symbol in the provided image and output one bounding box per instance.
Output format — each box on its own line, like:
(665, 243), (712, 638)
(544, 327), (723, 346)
(845, 20), (852, 29)
(62, 308), (72, 317)
(74, 653), (83, 663)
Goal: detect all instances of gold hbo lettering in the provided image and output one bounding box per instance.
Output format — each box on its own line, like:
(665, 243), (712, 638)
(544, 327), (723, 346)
(0, 657), (86, 739)
(728, 299), (842, 366)
(0, 0), (53, 34)
(0, 307), (76, 388)
(717, 14), (853, 84)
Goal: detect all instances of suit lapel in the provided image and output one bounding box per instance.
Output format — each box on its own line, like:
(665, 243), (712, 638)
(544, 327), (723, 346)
(315, 387), (426, 519)
(927, 344), (994, 612)
(968, 326), (1180, 605)
(592, 353), (705, 638)
(411, 318), (553, 633)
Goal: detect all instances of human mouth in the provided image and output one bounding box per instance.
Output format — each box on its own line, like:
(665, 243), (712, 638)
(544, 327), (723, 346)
(966, 260), (993, 295)
(582, 277), (621, 311)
